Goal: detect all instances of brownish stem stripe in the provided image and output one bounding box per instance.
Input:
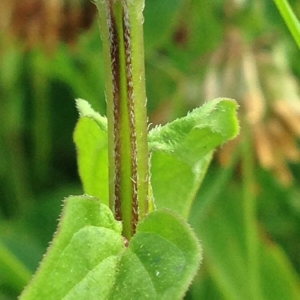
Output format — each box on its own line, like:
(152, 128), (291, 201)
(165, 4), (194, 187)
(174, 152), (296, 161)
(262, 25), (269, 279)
(107, 2), (122, 222)
(107, 0), (139, 234)
(122, 1), (139, 233)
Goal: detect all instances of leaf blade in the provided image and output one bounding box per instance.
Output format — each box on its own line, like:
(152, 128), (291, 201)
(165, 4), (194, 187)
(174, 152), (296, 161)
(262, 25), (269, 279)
(110, 210), (202, 299)
(74, 116), (109, 205)
(20, 196), (124, 300)
(149, 98), (239, 218)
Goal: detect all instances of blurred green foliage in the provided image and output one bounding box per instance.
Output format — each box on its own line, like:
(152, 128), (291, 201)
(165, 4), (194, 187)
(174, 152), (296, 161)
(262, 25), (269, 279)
(1, 0), (300, 299)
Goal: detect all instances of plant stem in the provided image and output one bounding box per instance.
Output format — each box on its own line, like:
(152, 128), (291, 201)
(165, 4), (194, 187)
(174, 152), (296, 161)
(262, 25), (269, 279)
(274, 0), (300, 49)
(241, 121), (262, 300)
(96, 0), (149, 240)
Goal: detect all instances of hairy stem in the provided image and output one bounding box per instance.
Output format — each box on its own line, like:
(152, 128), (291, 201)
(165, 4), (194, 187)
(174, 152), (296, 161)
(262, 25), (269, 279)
(96, 0), (149, 240)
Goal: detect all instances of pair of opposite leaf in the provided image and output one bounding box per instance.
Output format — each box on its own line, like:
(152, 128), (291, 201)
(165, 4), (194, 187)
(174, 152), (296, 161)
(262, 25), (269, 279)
(75, 98), (239, 218)
(20, 98), (238, 299)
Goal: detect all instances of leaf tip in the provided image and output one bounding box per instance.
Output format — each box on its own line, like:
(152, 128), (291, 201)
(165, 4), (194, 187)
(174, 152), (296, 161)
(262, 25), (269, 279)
(75, 98), (108, 131)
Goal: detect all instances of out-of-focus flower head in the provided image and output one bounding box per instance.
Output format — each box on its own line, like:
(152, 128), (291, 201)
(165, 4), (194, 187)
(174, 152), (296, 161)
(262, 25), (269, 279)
(203, 28), (300, 185)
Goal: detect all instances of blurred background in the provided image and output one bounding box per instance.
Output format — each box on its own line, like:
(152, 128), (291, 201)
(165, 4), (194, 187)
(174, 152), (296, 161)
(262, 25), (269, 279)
(1, 0), (300, 299)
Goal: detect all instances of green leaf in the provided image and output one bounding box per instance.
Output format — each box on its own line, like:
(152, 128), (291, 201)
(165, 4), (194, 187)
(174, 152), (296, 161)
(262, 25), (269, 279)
(110, 210), (202, 299)
(20, 197), (201, 299)
(150, 151), (213, 218)
(74, 98), (239, 218)
(20, 196), (124, 299)
(74, 109), (109, 205)
(76, 99), (107, 132)
(149, 98), (239, 218)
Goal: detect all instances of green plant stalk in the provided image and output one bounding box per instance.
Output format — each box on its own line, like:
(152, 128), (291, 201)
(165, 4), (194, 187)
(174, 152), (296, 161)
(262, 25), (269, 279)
(274, 0), (300, 49)
(96, 0), (149, 240)
(241, 122), (262, 300)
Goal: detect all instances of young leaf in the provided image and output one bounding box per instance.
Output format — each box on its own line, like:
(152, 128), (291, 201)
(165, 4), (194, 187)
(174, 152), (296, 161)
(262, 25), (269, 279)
(20, 196), (124, 299)
(76, 98), (107, 131)
(74, 110), (109, 206)
(150, 151), (213, 219)
(74, 98), (239, 219)
(149, 98), (239, 218)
